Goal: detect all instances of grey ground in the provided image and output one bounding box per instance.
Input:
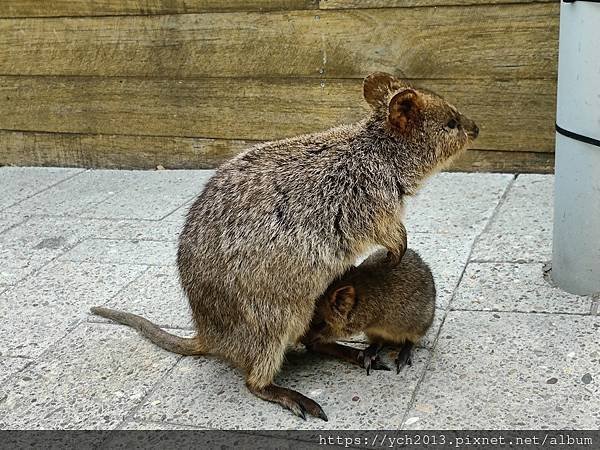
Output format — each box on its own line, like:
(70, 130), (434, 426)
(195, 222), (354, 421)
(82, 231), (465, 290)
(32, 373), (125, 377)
(0, 167), (597, 431)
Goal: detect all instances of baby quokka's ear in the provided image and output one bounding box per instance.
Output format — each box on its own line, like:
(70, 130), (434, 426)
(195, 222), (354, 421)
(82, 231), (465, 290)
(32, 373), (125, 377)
(329, 285), (356, 318)
(388, 88), (425, 133)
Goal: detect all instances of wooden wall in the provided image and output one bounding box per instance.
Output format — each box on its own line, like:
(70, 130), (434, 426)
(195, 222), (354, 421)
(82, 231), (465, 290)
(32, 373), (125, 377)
(0, 0), (559, 172)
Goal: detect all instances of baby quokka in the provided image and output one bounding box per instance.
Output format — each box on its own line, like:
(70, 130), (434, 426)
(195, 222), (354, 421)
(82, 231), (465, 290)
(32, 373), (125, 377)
(303, 248), (436, 374)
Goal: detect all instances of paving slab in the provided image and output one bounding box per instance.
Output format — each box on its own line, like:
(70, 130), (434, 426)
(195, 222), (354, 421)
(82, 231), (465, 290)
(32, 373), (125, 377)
(81, 170), (212, 220)
(0, 258), (47, 293)
(0, 357), (31, 385)
(134, 346), (429, 429)
(91, 265), (194, 329)
(0, 322), (180, 430)
(0, 261), (146, 357)
(60, 238), (177, 266)
(8, 170), (147, 217)
(0, 167), (83, 210)
(0, 212), (27, 234)
(452, 262), (592, 314)
(3, 167), (590, 432)
(0, 216), (95, 264)
(118, 420), (207, 430)
(472, 174), (553, 262)
(405, 173), (512, 234)
(99, 219), (181, 242)
(0, 216), (181, 266)
(6, 170), (211, 221)
(403, 311), (600, 429)
(409, 232), (475, 310)
(161, 199), (194, 225)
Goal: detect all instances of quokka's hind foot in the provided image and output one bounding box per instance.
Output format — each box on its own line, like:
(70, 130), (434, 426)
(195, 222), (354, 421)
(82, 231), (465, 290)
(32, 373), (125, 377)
(247, 383), (328, 421)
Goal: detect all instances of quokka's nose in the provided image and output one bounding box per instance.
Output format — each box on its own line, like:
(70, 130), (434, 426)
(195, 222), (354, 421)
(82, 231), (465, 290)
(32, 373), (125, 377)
(465, 120), (479, 139)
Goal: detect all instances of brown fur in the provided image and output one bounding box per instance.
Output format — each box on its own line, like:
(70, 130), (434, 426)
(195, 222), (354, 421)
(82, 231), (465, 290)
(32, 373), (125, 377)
(92, 72), (478, 420)
(303, 249), (435, 354)
(89, 307), (203, 356)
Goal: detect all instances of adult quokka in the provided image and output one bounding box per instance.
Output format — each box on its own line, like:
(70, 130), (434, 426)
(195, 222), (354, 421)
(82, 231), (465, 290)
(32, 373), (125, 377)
(93, 72), (478, 421)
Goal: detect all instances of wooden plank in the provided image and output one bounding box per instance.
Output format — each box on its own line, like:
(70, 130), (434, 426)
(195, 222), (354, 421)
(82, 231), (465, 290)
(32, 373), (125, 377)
(0, 130), (554, 173)
(0, 1), (318, 18)
(320, 2), (559, 79)
(320, 0), (556, 9)
(425, 77), (557, 154)
(449, 149), (554, 173)
(0, 76), (556, 152)
(0, 130), (255, 169)
(0, 11), (324, 78)
(0, 2), (558, 79)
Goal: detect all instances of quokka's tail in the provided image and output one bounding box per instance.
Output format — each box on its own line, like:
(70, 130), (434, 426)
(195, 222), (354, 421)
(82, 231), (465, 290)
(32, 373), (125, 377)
(90, 306), (204, 356)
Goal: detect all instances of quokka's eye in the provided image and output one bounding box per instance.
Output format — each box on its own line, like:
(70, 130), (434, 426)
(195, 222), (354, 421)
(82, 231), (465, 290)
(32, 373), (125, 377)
(446, 118), (458, 130)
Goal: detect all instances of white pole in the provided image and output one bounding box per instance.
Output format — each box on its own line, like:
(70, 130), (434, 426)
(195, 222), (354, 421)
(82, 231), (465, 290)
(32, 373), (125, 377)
(553, 0), (600, 295)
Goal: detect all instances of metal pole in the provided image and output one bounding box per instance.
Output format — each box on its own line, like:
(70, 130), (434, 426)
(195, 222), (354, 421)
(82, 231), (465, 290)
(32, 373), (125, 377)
(552, 1), (600, 295)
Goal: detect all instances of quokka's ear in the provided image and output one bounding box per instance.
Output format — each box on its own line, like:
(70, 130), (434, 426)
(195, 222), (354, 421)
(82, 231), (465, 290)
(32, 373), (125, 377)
(329, 285), (356, 317)
(364, 72), (411, 109)
(388, 88), (425, 133)
(363, 72), (397, 108)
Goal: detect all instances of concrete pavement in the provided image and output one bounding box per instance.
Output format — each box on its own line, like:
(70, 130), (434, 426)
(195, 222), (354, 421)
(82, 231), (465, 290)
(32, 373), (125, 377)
(0, 167), (597, 430)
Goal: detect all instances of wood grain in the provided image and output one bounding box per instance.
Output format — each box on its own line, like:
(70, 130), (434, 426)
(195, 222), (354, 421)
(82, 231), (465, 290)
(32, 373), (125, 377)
(448, 149), (554, 173)
(320, 0), (556, 9)
(0, 0), (318, 18)
(0, 2), (558, 79)
(0, 11), (324, 78)
(0, 1), (559, 172)
(319, 2), (558, 79)
(0, 129), (554, 173)
(0, 76), (556, 152)
(0, 130), (255, 169)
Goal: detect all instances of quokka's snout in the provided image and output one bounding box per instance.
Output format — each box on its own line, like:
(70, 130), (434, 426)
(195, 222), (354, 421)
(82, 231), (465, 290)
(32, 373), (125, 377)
(460, 113), (479, 140)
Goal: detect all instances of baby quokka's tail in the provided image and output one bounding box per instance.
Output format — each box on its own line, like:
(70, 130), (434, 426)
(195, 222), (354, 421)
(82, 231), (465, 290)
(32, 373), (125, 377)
(90, 306), (204, 356)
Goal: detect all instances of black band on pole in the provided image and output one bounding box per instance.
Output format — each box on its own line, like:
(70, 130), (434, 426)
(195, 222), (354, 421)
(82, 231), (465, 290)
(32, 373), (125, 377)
(559, 0), (600, 145)
(556, 124), (600, 148)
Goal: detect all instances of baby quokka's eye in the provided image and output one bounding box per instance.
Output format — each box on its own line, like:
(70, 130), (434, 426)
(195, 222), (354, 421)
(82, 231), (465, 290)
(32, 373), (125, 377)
(446, 118), (459, 130)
